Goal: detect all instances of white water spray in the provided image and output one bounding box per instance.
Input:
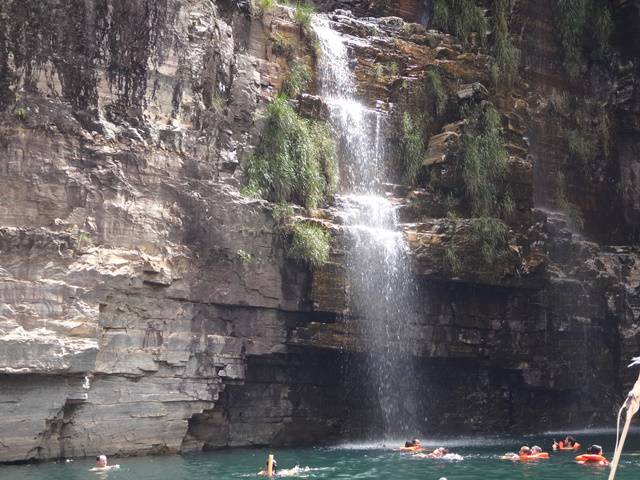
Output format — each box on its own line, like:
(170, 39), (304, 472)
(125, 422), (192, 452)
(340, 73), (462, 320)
(313, 15), (419, 437)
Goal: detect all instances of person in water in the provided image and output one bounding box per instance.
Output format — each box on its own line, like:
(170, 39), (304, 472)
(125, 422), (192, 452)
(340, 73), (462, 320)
(427, 447), (449, 458)
(588, 445), (602, 454)
(414, 447), (451, 458)
(400, 439), (422, 451)
(553, 435), (579, 450)
(89, 454), (119, 472)
(258, 458), (278, 476)
(576, 445), (608, 465)
(502, 446), (531, 460)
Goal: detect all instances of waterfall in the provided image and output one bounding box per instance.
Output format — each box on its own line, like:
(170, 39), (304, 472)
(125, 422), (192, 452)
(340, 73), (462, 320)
(313, 16), (419, 438)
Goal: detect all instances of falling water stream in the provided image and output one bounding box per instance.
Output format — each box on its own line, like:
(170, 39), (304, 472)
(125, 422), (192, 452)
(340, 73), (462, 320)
(313, 16), (419, 438)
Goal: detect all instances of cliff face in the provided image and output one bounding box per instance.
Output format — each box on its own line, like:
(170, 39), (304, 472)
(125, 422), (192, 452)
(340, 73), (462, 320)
(0, 0), (320, 461)
(0, 0), (639, 463)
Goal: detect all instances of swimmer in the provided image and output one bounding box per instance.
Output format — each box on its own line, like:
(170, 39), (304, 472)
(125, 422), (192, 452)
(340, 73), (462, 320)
(89, 454), (120, 472)
(576, 445), (608, 466)
(553, 435), (580, 451)
(502, 445), (549, 461)
(527, 446), (550, 459)
(500, 446), (530, 460)
(399, 438), (422, 452)
(258, 457), (278, 476)
(415, 447), (463, 461)
(519, 446), (532, 457)
(419, 447), (449, 458)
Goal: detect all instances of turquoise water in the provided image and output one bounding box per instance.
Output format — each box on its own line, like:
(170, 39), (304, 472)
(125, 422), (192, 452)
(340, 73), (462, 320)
(2, 433), (639, 480)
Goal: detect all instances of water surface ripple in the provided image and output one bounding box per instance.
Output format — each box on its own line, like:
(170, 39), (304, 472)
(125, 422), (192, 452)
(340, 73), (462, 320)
(3, 434), (639, 480)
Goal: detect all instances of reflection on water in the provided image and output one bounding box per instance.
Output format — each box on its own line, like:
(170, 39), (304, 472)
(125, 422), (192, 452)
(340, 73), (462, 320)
(2, 434), (639, 480)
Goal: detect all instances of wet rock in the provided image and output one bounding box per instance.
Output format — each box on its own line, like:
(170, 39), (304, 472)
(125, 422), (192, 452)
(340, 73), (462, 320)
(406, 219), (527, 287)
(456, 82), (489, 103)
(423, 130), (461, 166)
(298, 94), (331, 120)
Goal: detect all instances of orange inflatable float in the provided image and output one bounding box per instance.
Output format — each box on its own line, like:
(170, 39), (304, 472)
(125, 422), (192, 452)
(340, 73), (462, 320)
(398, 445), (423, 453)
(519, 452), (549, 461)
(575, 454), (608, 465)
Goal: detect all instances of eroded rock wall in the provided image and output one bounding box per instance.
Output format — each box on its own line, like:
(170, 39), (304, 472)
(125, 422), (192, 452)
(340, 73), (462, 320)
(0, 0), (320, 462)
(0, 0), (639, 463)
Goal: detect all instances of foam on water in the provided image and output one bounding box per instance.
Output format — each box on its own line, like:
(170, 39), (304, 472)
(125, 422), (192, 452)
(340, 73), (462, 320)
(240, 466), (334, 478)
(276, 466), (334, 477)
(331, 436), (515, 451)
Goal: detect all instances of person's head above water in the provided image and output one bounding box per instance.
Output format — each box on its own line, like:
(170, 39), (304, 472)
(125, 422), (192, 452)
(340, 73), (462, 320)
(413, 439), (421, 445)
(531, 446), (542, 454)
(519, 446), (531, 456)
(95, 455), (108, 468)
(587, 445), (603, 455)
(565, 436), (576, 446)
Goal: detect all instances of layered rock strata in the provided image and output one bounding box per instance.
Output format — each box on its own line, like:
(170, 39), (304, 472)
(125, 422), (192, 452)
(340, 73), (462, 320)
(0, 0), (639, 463)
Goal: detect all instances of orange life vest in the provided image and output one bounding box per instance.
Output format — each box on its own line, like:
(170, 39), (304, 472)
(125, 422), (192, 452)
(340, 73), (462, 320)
(557, 441), (581, 451)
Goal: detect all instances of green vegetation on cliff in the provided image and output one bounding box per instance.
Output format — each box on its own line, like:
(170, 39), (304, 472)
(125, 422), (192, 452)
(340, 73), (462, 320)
(444, 246), (462, 274)
(458, 102), (513, 268)
(470, 216), (510, 265)
(243, 95), (338, 209)
(566, 129), (598, 171)
(461, 102), (507, 217)
(401, 112), (426, 185)
(554, 98), (609, 229)
(553, 0), (612, 78)
(432, 0), (520, 86)
(426, 70), (447, 117)
(555, 173), (585, 229)
(271, 204), (331, 267)
(398, 69), (447, 185)
(14, 107), (28, 121)
(294, 3), (314, 29)
(433, 0), (487, 46)
(254, 0), (276, 13)
(282, 61), (312, 97)
(271, 32), (295, 59)
(491, 0), (520, 88)
(562, 98), (610, 177)
(287, 221), (331, 267)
